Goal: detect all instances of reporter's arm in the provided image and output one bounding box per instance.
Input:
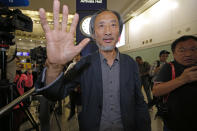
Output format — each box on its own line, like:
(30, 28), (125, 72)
(153, 66), (197, 96)
(152, 77), (185, 96)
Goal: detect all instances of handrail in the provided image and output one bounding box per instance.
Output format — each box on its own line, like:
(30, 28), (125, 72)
(0, 87), (36, 116)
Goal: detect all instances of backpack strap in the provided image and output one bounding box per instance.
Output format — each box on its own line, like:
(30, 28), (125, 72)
(163, 62), (175, 102)
(169, 62), (175, 80)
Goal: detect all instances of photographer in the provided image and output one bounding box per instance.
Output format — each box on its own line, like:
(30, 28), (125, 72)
(0, 2), (33, 131)
(13, 66), (33, 131)
(152, 35), (197, 131)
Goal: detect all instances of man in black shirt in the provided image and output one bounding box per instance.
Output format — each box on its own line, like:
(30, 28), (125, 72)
(152, 35), (197, 131)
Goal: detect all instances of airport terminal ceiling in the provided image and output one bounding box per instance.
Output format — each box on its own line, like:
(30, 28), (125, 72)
(11, 0), (156, 49)
(19, 0), (141, 15)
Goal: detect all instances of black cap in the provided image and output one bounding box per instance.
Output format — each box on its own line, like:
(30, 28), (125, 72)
(159, 50), (170, 56)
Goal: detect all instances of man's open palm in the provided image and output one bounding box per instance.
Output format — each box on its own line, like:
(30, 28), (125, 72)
(39, 0), (89, 65)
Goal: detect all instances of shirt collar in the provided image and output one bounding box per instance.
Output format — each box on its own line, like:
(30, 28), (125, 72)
(174, 59), (191, 69)
(99, 48), (120, 63)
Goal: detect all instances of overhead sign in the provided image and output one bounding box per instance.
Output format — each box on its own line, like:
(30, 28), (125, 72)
(76, 0), (107, 11)
(0, 0), (29, 7)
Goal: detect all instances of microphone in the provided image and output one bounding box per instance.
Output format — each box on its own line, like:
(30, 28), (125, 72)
(0, 0), (29, 7)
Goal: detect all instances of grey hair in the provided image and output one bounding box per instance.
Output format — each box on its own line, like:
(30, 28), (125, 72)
(89, 9), (123, 37)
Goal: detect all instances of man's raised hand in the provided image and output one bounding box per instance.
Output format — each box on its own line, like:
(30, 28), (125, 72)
(39, 0), (90, 66)
(179, 66), (197, 84)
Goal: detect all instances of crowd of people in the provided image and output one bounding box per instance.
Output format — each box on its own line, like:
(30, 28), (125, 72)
(2, 0), (197, 131)
(135, 49), (170, 108)
(34, 0), (197, 131)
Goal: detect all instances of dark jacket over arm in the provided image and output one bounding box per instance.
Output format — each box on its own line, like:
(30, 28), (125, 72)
(35, 52), (151, 131)
(118, 54), (151, 131)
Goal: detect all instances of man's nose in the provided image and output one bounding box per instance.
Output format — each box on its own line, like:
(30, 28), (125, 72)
(104, 25), (112, 35)
(184, 49), (193, 56)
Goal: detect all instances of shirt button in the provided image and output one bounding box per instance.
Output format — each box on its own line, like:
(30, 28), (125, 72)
(110, 81), (112, 84)
(110, 95), (113, 98)
(111, 108), (113, 111)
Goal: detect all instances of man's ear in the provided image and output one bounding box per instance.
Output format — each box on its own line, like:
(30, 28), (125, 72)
(91, 34), (96, 40)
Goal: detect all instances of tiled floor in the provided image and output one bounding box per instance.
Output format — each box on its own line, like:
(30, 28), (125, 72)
(19, 88), (164, 131)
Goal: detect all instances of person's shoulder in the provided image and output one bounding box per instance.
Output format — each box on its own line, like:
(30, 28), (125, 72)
(170, 61), (176, 65)
(158, 62), (172, 74)
(144, 61), (150, 65)
(76, 51), (99, 68)
(164, 62), (173, 68)
(83, 51), (99, 59)
(164, 61), (177, 72)
(120, 53), (138, 69)
(155, 62), (173, 82)
(120, 53), (135, 62)
(79, 52), (97, 61)
(153, 60), (159, 64)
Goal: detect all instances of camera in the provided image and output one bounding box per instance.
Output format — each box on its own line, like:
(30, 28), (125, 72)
(30, 46), (47, 74)
(30, 46), (46, 65)
(0, 1), (34, 131)
(0, 3), (33, 48)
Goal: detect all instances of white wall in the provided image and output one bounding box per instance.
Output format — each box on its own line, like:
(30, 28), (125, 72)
(119, 0), (197, 52)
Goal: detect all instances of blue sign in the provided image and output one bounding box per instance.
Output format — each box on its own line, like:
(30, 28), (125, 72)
(76, 0), (107, 11)
(0, 0), (29, 7)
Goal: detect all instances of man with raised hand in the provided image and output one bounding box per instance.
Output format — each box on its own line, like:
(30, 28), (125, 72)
(36, 0), (151, 131)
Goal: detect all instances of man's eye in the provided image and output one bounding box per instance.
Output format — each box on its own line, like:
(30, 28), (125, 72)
(191, 48), (197, 51)
(180, 49), (184, 52)
(178, 49), (185, 52)
(112, 24), (116, 27)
